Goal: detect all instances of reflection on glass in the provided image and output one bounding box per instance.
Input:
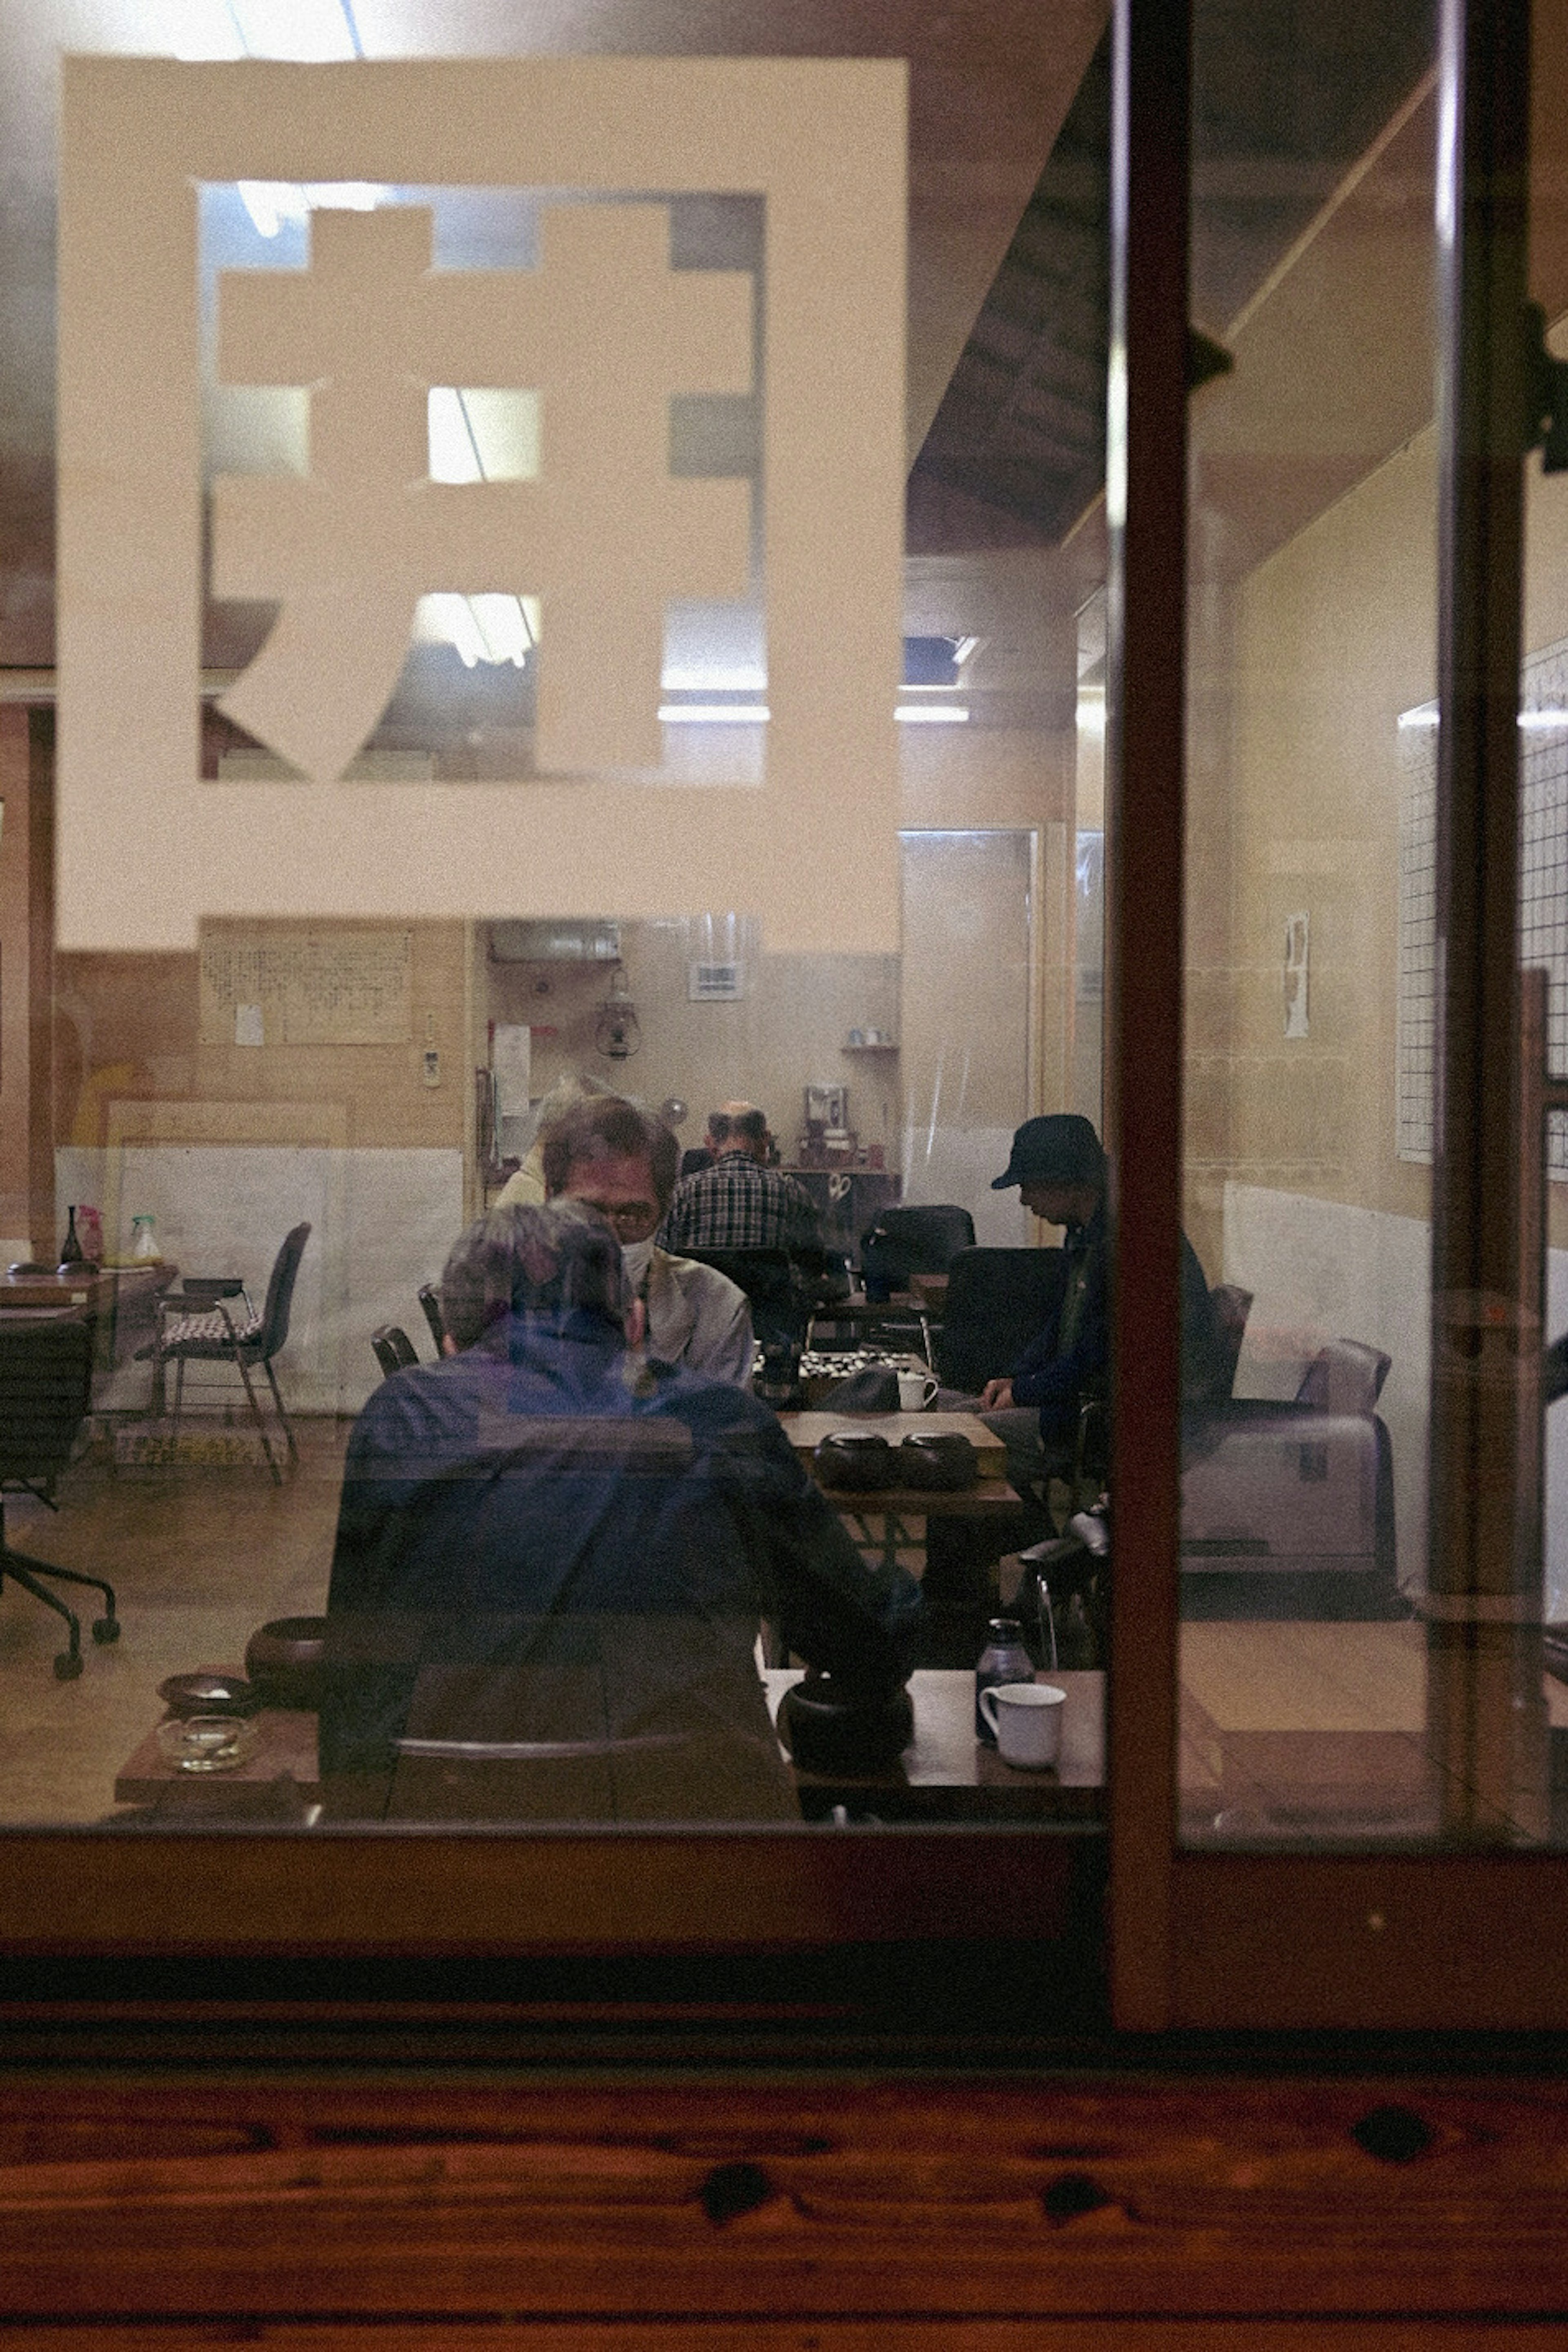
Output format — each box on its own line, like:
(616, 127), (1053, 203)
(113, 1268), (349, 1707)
(15, 889), (1111, 1830)
(5, 13), (1120, 1841)
(1172, 3), (1568, 1847)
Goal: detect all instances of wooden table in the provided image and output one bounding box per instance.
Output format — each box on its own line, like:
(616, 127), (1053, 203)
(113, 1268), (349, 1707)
(0, 1262), (177, 1405)
(765, 1665), (1104, 1819)
(782, 1408), (1004, 1476)
(114, 1709), (320, 1819)
(114, 1669), (1102, 1824)
(782, 1410), (1018, 1569)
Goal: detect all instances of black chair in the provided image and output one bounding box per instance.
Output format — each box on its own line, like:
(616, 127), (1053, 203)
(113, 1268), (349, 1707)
(153, 1222), (310, 1484)
(417, 1283), (448, 1355)
(677, 1247), (802, 1350)
(0, 1316), (120, 1679)
(932, 1245), (1067, 1397)
(860, 1204), (977, 1301)
(371, 1325), (420, 1381)
(1203, 1281), (1254, 1404)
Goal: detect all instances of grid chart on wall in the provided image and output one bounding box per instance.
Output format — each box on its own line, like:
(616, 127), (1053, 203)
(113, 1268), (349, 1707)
(1398, 633), (1568, 1169)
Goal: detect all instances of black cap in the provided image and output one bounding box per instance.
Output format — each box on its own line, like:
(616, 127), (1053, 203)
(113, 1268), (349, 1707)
(991, 1113), (1106, 1191)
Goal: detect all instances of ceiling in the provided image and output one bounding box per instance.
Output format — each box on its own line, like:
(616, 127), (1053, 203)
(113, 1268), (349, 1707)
(0, 0), (1439, 677)
(0, 0), (1106, 668)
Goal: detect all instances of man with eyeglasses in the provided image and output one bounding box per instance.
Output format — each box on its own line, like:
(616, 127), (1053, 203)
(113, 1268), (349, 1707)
(540, 1094), (754, 1388)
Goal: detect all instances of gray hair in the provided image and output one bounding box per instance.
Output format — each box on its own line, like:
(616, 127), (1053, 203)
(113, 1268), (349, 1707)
(438, 1198), (630, 1350)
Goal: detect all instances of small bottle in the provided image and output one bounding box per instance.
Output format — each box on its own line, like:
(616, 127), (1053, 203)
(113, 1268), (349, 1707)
(59, 1205), (84, 1266)
(756, 1332), (804, 1410)
(131, 1214), (159, 1262)
(975, 1615), (1034, 1743)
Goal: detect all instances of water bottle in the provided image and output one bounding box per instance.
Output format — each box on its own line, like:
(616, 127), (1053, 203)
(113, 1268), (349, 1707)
(975, 1616), (1033, 1743)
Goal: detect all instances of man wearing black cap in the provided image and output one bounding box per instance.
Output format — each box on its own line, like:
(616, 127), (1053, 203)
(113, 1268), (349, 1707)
(981, 1112), (1218, 1479)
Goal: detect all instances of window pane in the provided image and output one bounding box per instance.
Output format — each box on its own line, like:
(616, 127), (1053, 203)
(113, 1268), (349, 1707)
(1, 10), (1115, 1858)
(1176, 0), (1568, 1849)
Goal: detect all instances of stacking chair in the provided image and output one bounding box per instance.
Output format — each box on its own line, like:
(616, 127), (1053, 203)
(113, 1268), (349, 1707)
(417, 1283), (448, 1355)
(371, 1325), (420, 1381)
(0, 1316), (120, 1679)
(153, 1222), (310, 1485)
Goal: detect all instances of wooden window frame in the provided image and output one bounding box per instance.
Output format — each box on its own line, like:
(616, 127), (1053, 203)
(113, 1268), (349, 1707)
(9, 0), (1568, 2038)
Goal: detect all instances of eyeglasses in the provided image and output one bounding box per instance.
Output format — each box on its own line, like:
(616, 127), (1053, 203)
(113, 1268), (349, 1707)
(573, 1196), (661, 1238)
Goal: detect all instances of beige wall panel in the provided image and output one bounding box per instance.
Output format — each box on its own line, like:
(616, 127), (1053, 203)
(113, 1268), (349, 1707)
(488, 924), (899, 1174)
(1223, 433), (1438, 1234)
(56, 924), (467, 1154)
(900, 829), (1034, 1241)
(898, 726), (1072, 831)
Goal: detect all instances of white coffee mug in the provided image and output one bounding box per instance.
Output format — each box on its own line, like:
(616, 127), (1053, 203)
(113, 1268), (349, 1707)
(979, 1680), (1067, 1769)
(898, 1370), (939, 1411)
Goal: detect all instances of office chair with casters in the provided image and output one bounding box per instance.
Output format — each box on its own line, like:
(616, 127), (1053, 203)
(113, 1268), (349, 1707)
(417, 1283), (447, 1355)
(154, 1222), (310, 1485)
(371, 1325), (420, 1381)
(0, 1316), (120, 1679)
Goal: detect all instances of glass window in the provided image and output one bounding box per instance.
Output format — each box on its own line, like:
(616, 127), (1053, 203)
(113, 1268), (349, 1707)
(0, 6), (1116, 1893)
(1177, 0), (1568, 1860)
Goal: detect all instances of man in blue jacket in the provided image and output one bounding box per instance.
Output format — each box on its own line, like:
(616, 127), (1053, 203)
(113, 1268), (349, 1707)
(980, 1112), (1219, 1485)
(321, 1198), (918, 1812)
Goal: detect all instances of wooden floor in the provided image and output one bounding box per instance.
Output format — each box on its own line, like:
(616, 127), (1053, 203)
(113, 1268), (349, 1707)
(5, 1424), (1568, 1840)
(1180, 1620), (1568, 1842)
(0, 1419), (345, 1823)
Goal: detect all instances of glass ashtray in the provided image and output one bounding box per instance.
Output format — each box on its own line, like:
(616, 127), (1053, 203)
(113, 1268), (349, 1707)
(156, 1713), (261, 1774)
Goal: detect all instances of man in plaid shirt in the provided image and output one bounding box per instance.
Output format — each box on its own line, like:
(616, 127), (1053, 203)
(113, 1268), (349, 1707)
(657, 1104), (823, 1254)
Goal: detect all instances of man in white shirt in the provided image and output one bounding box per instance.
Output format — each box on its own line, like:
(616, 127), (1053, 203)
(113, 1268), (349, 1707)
(538, 1095), (754, 1388)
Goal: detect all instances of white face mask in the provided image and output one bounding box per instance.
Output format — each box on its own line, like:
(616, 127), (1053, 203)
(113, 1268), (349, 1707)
(621, 1236), (656, 1290)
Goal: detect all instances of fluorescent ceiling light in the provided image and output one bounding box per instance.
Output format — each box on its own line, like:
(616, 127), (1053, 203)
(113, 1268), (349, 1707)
(1397, 704), (1568, 731)
(654, 703), (971, 725)
(659, 666), (768, 693)
(658, 704), (771, 724)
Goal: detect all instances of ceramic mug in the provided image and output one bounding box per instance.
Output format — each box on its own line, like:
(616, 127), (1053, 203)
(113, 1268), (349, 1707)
(978, 1680), (1067, 1769)
(898, 1370), (939, 1411)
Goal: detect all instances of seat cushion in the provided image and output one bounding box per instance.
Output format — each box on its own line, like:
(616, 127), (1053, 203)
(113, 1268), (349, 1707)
(162, 1305), (263, 1350)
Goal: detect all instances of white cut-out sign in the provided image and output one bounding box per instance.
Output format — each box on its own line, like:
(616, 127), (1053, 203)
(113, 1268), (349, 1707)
(58, 58), (905, 952)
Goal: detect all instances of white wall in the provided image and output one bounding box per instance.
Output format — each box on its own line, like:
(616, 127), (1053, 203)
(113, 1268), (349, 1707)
(58, 1144), (463, 1415)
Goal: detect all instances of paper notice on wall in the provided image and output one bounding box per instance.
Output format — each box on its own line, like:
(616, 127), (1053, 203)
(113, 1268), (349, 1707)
(1283, 911), (1310, 1038)
(492, 1024), (532, 1118)
(200, 927), (413, 1045)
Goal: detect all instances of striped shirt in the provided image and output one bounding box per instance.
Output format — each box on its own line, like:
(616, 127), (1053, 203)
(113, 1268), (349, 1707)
(658, 1152), (822, 1254)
